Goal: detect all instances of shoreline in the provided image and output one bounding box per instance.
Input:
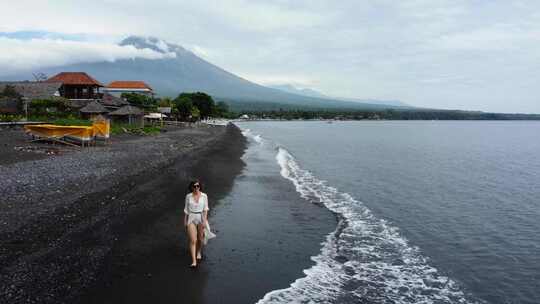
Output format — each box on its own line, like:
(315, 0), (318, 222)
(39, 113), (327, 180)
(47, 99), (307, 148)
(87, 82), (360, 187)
(0, 124), (247, 303)
(78, 122), (337, 304)
(80, 123), (248, 304)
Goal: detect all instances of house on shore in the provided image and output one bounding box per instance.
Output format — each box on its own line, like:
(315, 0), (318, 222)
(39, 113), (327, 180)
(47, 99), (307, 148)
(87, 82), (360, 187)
(45, 72), (103, 101)
(103, 81), (153, 98)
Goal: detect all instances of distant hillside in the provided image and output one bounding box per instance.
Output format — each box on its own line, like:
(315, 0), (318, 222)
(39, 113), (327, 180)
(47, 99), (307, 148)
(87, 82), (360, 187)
(2, 36), (404, 110)
(269, 84), (409, 107)
(268, 84), (328, 99)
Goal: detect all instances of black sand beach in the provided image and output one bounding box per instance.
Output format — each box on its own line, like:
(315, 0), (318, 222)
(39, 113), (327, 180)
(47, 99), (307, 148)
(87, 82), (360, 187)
(0, 124), (246, 303)
(0, 127), (66, 166)
(79, 124), (250, 304)
(1, 123), (337, 304)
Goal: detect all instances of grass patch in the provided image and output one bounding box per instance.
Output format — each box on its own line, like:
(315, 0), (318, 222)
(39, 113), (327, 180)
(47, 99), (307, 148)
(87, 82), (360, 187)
(142, 126), (162, 134)
(25, 114), (91, 124)
(0, 114), (25, 122)
(52, 118), (92, 126)
(110, 123), (162, 135)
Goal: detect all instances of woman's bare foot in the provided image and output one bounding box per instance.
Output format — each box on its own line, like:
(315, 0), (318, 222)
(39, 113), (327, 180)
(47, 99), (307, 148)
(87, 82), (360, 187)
(190, 262), (197, 268)
(196, 252), (202, 260)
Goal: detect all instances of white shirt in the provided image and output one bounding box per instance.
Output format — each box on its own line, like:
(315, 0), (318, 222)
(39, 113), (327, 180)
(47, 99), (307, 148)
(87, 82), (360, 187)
(184, 192), (209, 214)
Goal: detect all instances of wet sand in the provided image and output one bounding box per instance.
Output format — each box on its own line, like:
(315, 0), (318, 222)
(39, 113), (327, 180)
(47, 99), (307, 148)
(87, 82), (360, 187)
(80, 127), (337, 304)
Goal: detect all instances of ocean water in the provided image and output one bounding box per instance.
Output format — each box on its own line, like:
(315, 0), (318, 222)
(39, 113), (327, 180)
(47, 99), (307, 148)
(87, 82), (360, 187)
(236, 121), (540, 304)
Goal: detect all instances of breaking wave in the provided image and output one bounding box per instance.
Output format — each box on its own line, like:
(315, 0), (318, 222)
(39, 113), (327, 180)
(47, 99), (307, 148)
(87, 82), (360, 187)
(256, 147), (477, 304)
(241, 128), (264, 144)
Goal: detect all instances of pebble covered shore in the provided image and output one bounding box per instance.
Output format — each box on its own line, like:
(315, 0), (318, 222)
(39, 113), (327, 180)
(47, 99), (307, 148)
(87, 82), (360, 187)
(0, 124), (240, 304)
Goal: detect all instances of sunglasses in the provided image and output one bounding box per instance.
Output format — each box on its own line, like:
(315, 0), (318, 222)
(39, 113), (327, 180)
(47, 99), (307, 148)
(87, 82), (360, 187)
(193, 184), (200, 188)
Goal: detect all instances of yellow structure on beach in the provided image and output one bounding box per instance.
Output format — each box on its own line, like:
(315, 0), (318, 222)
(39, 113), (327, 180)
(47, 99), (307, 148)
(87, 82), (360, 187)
(24, 120), (110, 147)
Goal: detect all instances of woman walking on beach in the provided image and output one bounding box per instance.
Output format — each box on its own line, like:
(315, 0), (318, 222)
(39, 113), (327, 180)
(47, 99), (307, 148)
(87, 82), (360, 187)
(184, 179), (209, 267)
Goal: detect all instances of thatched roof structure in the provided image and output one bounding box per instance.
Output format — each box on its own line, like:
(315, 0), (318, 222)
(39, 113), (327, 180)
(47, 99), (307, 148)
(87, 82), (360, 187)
(79, 101), (109, 113)
(0, 81), (62, 100)
(101, 93), (129, 108)
(67, 99), (93, 109)
(109, 105), (143, 116)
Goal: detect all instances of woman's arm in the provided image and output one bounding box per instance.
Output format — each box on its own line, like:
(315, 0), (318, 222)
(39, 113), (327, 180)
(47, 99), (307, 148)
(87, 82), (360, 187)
(203, 194), (209, 225)
(203, 210), (208, 225)
(184, 194), (189, 227)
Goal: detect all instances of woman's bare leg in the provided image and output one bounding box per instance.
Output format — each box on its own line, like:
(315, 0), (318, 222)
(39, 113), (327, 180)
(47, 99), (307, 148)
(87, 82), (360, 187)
(196, 223), (205, 259)
(187, 223), (198, 266)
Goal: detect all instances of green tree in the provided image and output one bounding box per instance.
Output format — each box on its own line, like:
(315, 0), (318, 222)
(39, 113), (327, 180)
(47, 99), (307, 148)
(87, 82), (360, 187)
(1, 85), (24, 114)
(173, 95), (194, 121)
(214, 101), (229, 117)
(190, 106), (201, 121)
(1, 85), (21, 98)
(178, 92), (215, 119)
(121, 93), (155, 107)
(158, 97), (173, 107)
(28, 98), (70, 117)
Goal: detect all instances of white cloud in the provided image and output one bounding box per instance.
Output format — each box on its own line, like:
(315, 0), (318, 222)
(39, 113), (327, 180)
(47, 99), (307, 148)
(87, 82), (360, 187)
(430, 24), (540, 51)
(201, 0), (329, 32)
(0, 0), (329, 35)
(0, 37), (176, 76)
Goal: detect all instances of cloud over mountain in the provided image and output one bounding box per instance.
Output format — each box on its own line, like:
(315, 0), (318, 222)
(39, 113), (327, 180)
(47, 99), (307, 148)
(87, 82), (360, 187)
(2, 35), (406, 110)
(0, 36), (176, 75)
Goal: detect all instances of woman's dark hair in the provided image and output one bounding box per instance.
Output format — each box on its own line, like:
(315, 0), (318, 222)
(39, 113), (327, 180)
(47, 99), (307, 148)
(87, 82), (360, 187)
(188, 179), (203, 192)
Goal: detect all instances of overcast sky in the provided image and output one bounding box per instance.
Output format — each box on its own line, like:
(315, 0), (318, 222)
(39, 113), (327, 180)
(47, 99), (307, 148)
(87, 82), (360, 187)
(1, 0), (540, 113)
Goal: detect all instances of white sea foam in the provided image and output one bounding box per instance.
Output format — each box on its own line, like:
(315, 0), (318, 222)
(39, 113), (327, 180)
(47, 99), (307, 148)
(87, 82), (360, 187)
(241, 128), (264, 144)
(253, 135), (263, 144)
(257, 147), (477, 304)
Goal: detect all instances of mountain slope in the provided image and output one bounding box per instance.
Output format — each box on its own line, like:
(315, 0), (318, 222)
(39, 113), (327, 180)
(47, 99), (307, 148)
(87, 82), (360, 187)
(268, 84), (329, 99)
(269, 84), (409, 107)
(4, 36), (406, 110)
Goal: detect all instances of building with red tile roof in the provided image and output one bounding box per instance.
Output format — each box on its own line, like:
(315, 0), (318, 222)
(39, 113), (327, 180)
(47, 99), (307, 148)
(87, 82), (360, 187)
(45, 72), (103, 100)
(103, 81), (153, 97)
